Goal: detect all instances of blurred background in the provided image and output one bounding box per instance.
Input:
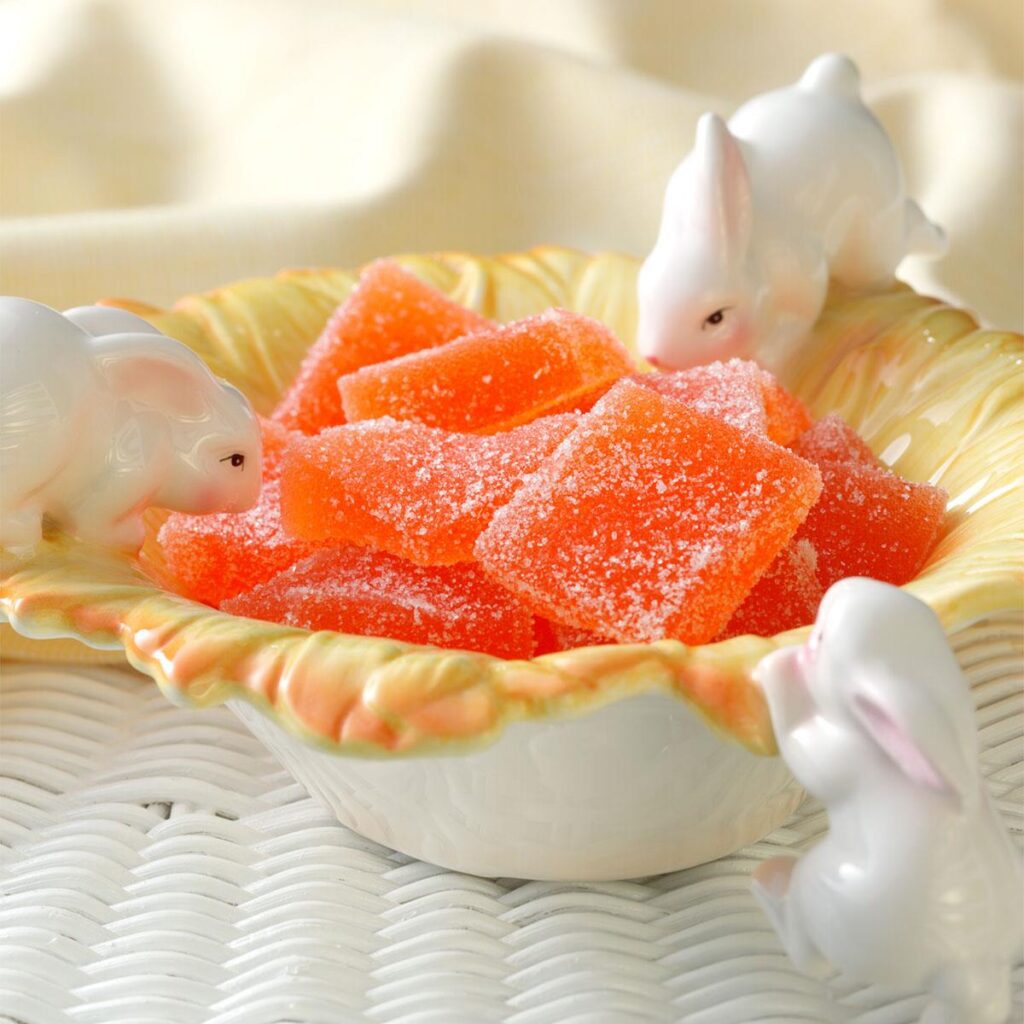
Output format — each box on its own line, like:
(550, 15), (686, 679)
(0, 0), (1021, 328)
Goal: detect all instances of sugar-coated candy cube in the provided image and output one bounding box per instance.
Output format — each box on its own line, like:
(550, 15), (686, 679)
(636, 359), (812, 444)
(258, 416), (299, 475)
(798, 468), (947, 589)
(636, 360), (768, 436)
(475, 379), (823, 645)
(158, 480), (317, 607)
(338, 309), (634, 433)
(273, 261), (491, 434)
(789, 417), (947, 588)
(789, 412), (878, 468)
(221, 546), (534, 659)
(718, 539), (823, 639)
(281, 413), (579, 565)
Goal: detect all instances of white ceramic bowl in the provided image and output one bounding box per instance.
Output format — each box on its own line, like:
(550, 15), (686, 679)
(230, 692), (802, 880)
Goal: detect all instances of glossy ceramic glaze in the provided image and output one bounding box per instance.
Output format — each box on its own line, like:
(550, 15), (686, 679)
(231, 690), (802, 879)
(1, 247), (1021, 878)
(755, 578), (1021, 1023)
(0, 299), (262, 551)
(637, 54), (946, 373)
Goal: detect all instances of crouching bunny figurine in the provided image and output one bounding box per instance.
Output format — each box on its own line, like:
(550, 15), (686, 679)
(754, 578), (1022, 1024)
(637, 53), (947, 372)
(0, 297), (262, 552)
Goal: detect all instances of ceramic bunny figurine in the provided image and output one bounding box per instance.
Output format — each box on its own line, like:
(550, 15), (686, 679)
(0, 297), (262, 552)
(637, 53), (947, 371)
(754, 578), (1022, 1024)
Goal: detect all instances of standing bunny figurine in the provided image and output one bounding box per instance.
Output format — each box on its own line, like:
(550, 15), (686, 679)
(0, 297), (262, 552)
(754, 578), (1022, 1024)
(637, 53), (947, 371)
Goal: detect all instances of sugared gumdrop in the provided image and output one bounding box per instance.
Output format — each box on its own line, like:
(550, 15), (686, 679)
(635, 359), (812, 444)
(790, 416), (947, 589)
(273, 260), (492, 434)
(475, 379), (822, 644)
(222, 546), (534, 659)
(281, 413), (579, 564)
(338, 308), (634, 433)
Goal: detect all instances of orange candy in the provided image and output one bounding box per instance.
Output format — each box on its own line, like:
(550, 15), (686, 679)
(221, 546), (534, 659)
(157, 418), (316, 607)
(790, 417), (947, 589)
(273, 261), (491, 434)
(281, 413), (579, 565)
(636, 359), (812, 444)
(258, 416), (299, 474)
(760, 372), (815, 446)
(162, 279), (941, 656)
(718, 539), (823, 639)
(789, 412), (877, 468)
(338, 309), (634, 433)
(475, 379), (823, 644)
(720, 415), (945, 637)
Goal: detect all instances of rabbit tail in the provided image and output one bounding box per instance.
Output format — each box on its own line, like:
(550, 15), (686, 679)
(904, 198), (948, 259)
(920, 960), (1014, 1024)
(799, 54), (861, 99)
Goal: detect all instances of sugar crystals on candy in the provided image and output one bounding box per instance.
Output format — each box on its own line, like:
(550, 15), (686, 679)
(338, 308), (634, 433)
(718, 538), (823, 639)
(635, 360), (769, 436)
(222, 546), (535, 659)
(273, 261), (491, 434)
(475, 379), (823, 645)
(790, 412), (878, 468)
(635, 359), (812, 444)
(280, 413), (580, 564)
(790, 416), (947, 589)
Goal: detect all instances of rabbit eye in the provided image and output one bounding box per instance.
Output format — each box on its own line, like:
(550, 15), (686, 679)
(702, 307), (730, 329)
(221, 453), (245, 468)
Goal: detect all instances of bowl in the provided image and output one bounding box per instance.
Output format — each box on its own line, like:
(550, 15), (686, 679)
(2, 247), (1021, 879)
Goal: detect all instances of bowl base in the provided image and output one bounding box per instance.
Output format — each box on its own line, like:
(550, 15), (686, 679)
(230, 692), (803, 881)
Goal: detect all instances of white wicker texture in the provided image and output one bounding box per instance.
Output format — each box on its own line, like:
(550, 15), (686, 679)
(1, 614), (1021, 1024)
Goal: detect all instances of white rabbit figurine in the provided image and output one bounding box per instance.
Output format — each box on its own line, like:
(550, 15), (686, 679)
(0, 297), (262, 552)
(754, 578), (1022, 1024)
(637, 53), (947, 371)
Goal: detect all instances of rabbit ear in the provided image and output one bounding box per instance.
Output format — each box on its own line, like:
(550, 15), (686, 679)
(815, 578), (979, 808)
(92, 332), (212, 418)
(849, 678), (974, 807)
(693, 113), (753, 259)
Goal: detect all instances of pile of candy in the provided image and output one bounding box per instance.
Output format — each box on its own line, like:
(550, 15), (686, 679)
(158, 262), (947, 658)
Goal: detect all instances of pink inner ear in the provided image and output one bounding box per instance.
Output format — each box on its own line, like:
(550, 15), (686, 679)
(852, 695), (951, 794)
(110, 357), (206, 418)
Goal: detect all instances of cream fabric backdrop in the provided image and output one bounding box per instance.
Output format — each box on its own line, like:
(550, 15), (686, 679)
(0, 0), (1021, 327)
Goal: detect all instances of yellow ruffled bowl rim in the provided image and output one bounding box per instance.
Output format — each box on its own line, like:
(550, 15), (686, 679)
(2, 247), (1022, 756)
